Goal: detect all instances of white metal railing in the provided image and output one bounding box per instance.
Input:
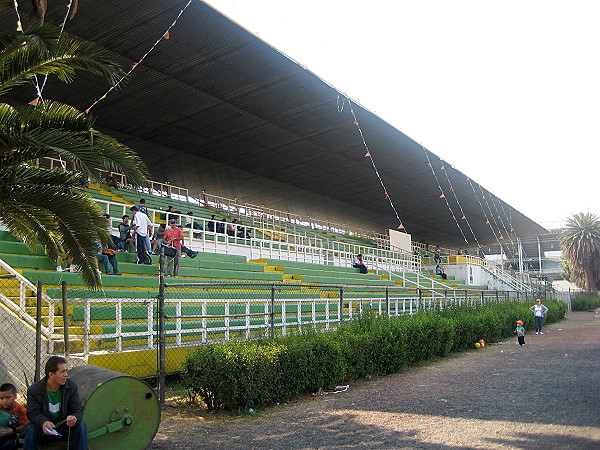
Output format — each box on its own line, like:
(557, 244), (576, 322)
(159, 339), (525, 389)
(57, 284), (521, 356)
(97, 198), (421, 273)
(0, 259), (52, 337)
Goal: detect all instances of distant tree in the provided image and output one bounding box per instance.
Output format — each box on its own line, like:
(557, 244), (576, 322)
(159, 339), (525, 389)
(559, 213), (600, 292)
(0, 25), (149, 287)
(560, 255), (575, 286)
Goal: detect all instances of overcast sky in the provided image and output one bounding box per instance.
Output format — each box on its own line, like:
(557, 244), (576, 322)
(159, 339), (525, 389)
(205, 0), (599, 230)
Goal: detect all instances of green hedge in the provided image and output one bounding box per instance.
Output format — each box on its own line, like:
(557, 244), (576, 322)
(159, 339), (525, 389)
(182, 300), (566, 410)
(572, 296), (600, 311)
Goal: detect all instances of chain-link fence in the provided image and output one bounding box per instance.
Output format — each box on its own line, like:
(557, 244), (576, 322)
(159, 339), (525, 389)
(1, 249), (558, 403)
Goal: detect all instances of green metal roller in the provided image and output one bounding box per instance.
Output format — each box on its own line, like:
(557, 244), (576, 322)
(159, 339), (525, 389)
(68, 365), (160, 450)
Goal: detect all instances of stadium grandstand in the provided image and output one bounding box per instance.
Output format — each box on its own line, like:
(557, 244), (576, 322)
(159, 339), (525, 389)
(0, 1), (556, 384)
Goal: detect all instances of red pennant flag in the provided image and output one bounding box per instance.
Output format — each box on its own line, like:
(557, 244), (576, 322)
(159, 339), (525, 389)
(461, 215), (466, 220)
(510, 228), (514, 232)
(450, 187), (454, 191)
(427, 163), (432, 167)
(364, 151), (371, 157)
(497, 215), (501, 219)
(482, 195), (485, 199)
(452, 215), (456, 220)
(499, 235), (504, 240)
(466, 177), (470, 181)
(132, 62), (139, 68)
(384, 191), (389, 199)
(440, 165), (445, 170)
(439, 193), (445, 198)
(85, 108), (91, 115)
(486, 220), (490, 224)
(353, 120), (359, 126)
(163, 31), (170, 39)
(397, 224), (405, 230)
(28, 97), (39, 106)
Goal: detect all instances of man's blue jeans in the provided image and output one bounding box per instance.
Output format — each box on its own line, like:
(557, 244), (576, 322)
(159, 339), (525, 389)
(24, 422), (88, 450)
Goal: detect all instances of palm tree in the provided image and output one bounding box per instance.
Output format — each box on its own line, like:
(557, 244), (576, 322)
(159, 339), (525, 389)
(0, 25), (150, 287)
(559, 212), (600, 292)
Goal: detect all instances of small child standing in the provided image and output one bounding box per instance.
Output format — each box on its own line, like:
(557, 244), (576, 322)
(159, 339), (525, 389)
(514, 320), (525, 346)
(0, 383), (29, 449)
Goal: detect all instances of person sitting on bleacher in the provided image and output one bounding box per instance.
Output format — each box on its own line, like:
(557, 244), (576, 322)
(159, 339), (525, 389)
(216, 218), (226, 234)
(151, 223), (166, 253)
(185, 212), (203, 238)
(226, 219), (237, 237)
(165, 206), (181, 224)
(436, 265), (447, 279)
(207, 215), (217, 232)
(104, 214), (120, 249)
(118, 215), (134, 252)
(97, 246), (121, 276)
(352, 254), (368, 274)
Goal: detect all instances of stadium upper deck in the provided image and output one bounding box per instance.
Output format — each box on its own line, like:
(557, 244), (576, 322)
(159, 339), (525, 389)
(0, 0), (546, 248)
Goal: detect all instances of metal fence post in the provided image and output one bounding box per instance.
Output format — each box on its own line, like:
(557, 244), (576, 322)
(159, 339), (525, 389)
(61, 281), (69, 358)
(34, 281), (42, 383)
(339, 287), (344, 324)
(270, 284), (275, 337)
(158, 247), (166, 408)
(385, 288), (389, 317)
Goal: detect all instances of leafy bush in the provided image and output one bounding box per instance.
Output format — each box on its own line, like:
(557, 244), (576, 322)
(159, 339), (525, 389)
(181, 300), (566, 410)
(572, 296), (600, 311)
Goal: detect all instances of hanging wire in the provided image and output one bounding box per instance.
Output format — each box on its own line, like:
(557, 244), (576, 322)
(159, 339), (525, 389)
(437, 158), (481, 249)
(421, 146), (468, 244)
(343, 97), (408, 232)
(85, 0), (193, 114)
(466, 177), (502, 253)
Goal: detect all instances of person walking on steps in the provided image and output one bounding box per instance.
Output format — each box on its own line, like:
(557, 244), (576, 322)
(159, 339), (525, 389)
(530, 298), (549, 335)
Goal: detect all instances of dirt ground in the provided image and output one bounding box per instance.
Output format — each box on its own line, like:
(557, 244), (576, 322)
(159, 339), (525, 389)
(149, 311), (600, 449)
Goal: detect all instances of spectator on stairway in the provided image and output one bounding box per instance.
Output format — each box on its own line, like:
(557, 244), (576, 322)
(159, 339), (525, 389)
(130, 206), (152, 265)
(352, 254), (368, 274)
(118, 215), (134, 252)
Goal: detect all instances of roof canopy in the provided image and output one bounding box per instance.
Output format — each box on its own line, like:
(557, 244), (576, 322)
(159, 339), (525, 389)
(0, 0), (547, 248)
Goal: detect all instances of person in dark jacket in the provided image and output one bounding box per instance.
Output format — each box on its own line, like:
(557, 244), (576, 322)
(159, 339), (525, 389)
(24, 356), (87, 450)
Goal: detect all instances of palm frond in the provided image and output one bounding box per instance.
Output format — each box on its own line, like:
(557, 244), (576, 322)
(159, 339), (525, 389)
(0, 100), (150, 188)
(0, 165), (111, 287)
(0, 27), (126, 95)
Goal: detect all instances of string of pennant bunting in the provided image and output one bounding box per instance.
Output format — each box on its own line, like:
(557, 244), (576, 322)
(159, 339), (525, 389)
(436, 157), (481, 248)
(466, 177), (502, 249)
(340, 95), (407, 232)
(421, 147), (469, 244)
(84, 0), (193, 114)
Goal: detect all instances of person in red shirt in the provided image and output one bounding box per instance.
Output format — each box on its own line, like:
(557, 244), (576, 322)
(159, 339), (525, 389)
(0, 383), (29, 449)
(164, 219), (184, 277)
